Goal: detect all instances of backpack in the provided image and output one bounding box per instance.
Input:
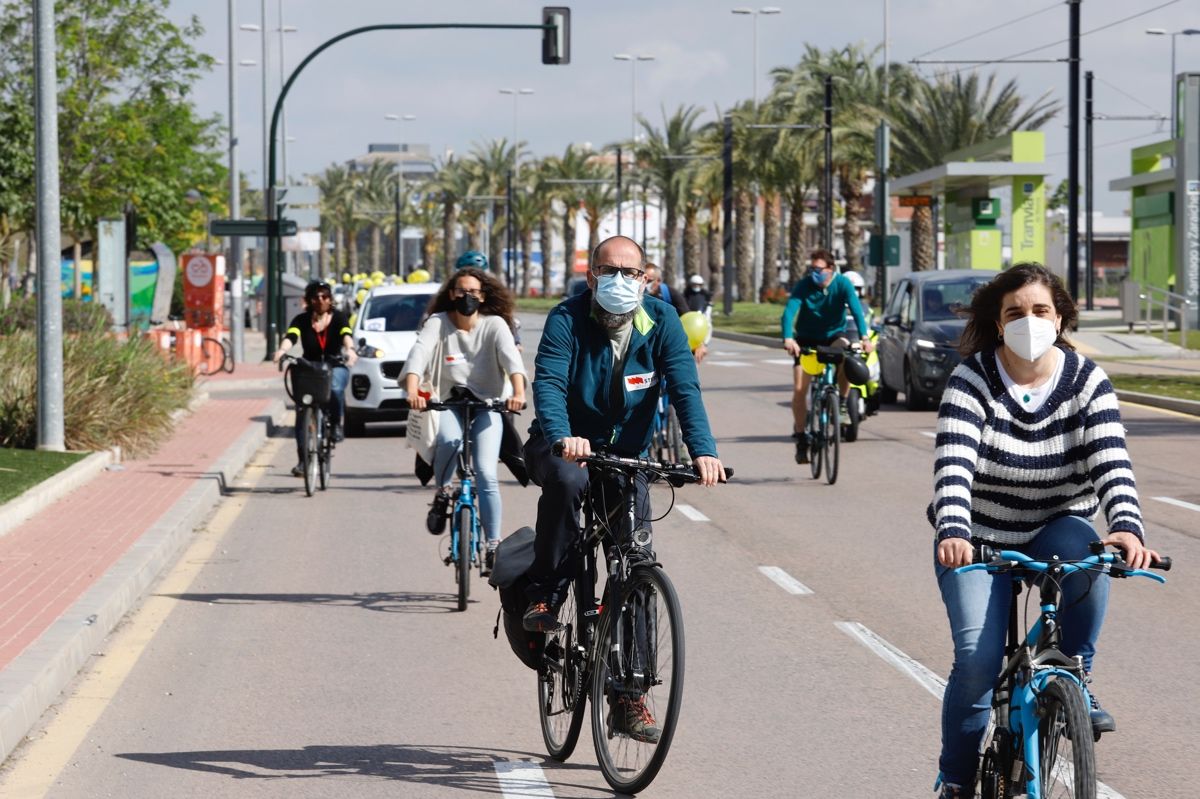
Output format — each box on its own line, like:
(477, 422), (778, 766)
(488, 526), (545, 670)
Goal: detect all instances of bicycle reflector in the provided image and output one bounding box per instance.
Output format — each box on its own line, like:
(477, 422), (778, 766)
(302, 394), (313, 406)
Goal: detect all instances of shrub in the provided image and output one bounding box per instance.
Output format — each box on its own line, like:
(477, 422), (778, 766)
(0, 296), (113, 335)
(760, 286), (791, 305)
(0, 320), (193, 456)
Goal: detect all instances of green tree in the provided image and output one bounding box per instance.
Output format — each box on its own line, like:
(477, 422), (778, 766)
(635, 105), (705, 287)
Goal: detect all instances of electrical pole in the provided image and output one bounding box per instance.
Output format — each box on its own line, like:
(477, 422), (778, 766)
(616, 146), (623, 236)
(1085, 70), (1094, 311)
(1067, 0), (1081, 300)
(228, 0), (245, 363)
(34, 0), (65, 451)
(823, 75), (834, 252)
(722, 114), (735, 315)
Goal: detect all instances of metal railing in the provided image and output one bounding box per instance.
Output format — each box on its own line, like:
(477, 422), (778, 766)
(1122, 280), (1194, 348)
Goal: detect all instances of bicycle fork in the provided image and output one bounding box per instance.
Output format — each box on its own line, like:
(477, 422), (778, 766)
(446, 479), (478, 567)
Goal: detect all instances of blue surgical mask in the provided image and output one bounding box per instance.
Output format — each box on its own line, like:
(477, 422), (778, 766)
(594, 272), (643, 314)
(808, 269), (825, 286)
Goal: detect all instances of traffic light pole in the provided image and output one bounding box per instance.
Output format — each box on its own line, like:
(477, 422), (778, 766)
(263, 20), (561, 355)
(721, 115), (735, 316)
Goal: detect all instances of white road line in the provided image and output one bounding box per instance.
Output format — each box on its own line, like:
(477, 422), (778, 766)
(757, 566), (814, 595)
(707, 360), (752, 367)
(1152, 496), (1200, 513)
(764, 358), (796, 365)
(920, 431), (937, 439)
(676, 503), (710, 522)
(834, 622), (1130, 799)
(495, 761), (556, 798)
(835, 622), (946, 700)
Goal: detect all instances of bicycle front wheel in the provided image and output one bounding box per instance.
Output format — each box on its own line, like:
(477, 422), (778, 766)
(539, 576), (587, 760)
(302, 408), (317, 497)
(807, 407), (823, 480)
(1037, 679), (1096, 799)
(319, 418), (332, 490)
(822, 390), (840, 485)
(456, 506), (471, 612)
(590, 565), (684, 795)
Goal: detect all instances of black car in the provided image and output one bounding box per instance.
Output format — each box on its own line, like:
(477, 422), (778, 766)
(877, 269), (993, 410)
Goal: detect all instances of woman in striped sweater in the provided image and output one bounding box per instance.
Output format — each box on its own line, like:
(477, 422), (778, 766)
(931, 264), (1159, 799)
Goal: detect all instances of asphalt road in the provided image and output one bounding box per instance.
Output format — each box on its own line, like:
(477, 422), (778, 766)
(2, 314), (1196, 798)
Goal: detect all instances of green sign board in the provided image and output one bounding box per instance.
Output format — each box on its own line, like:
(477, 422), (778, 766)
(209, 218), (297, 238)
(868, 234), (901, 267)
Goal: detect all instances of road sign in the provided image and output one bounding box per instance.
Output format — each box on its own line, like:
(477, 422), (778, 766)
(868, 234), (901, 267)
(274, 185), (319, 207)
(282, 207), (320, 230)
(898, 195), (933, 208)
(210, 219), (297, 238)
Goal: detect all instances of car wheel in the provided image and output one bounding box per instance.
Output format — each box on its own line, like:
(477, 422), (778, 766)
(904, 363), (926, 411)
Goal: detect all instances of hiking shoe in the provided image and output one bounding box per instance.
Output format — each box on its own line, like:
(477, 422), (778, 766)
(1088, 688), (1116, 735)
(611, 695), (660, 743)
(426, 492), (450, 535)
(522, 601), (560, 633)
(793, 432), (809, 464)
(481, 544), (498, 577)
(291, 463), (304, 477)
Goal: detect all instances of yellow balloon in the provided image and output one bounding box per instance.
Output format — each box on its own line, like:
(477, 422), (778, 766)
(341, 272), (352, 283)
(406, 269), (431, 284)
(679, 311), (710, 351)
(355, 272), (367, 282)
(370, 270), (385, 282)
(355, 288), (368, 306)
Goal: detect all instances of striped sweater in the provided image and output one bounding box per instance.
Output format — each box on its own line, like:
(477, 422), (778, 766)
(931, 347), (1144, 545)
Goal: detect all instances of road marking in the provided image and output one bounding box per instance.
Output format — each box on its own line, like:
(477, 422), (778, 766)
(495, 761), (556, 798)
(835, 622), (946, 700)
(920, 431), (937, 439)
(0, 438), (285, 799)
(1152, 496), (1200, 513)
(757, 566), (813, 595)
(707, 360), (752, 367)
(676, 503), (709, 522)
(764, 358), (796, 365)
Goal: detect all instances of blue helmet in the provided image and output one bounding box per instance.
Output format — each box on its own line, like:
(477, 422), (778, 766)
(455, 250), (488, 270)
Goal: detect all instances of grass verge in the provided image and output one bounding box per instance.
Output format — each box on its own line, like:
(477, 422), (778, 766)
(0, 448), (87, 504)
(712, 302), (785, 338)
(1110, 374), (1200, 403)
(514, 297), (561, 314)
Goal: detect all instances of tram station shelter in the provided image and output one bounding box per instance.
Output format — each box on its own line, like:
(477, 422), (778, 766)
(1108, 72), (1200, 327)
(891, 131), (1050, 271)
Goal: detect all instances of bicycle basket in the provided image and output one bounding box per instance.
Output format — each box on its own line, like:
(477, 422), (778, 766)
(289, 361), (332, 406)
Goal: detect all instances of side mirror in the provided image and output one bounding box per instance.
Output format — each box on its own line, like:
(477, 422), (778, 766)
(882, 314), (901, 327)
(358, 337), (366, 347)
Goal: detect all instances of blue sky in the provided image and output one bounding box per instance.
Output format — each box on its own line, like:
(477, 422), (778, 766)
(167, 0), (1200, 214)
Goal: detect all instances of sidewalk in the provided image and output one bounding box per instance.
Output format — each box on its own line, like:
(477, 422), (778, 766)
(0, 342), (285, 764)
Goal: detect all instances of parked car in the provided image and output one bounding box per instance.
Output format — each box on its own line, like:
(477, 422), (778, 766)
(877, 269), (993, 410)
(344, 283), (438, 436)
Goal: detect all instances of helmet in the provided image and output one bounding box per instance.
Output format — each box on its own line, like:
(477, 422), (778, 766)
(304, 280), (332, 304)
(455, 250), (488, 270)
(844, 270), (865, 297)
(688, 274), (705, 286)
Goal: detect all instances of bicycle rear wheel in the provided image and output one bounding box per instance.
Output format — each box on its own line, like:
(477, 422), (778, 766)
(455, 506), (471, 612)
(302, 408), (317, 497)
(807, 405), (822, 480)
(590, 564), (684, 795)
(539, 575), (587, 760)
(822, 391), (840, 485)
(319, 417), (332, 491)
(1037, 679), (1096, 799)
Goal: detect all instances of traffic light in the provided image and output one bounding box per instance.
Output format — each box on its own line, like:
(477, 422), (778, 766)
(541, 7), (570, 65)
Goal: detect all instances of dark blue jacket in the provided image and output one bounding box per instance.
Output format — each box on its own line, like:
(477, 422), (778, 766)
(530, 291), (718, 458)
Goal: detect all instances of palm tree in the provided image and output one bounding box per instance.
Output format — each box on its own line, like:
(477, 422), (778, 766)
(467, 138), (524, 283)
(431, 156), (476, 280)
(635, 104), (705, 288)
(548, 144), (591, 287)
(510, 164), (545, 296)
(579, 161), (617, 257)
(889, 71), (1060, 270)
(318, 162), (366, 274)
(409, 183), (444, 272)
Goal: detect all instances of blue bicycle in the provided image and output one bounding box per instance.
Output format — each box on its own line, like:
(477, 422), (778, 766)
(950, 543), (1170, 799)
(425, 392), (517, 612)
(799, 344), (860, 484)
(649, 384), (685, 465)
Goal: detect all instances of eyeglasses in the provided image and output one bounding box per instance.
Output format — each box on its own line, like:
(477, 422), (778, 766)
(452, 288), (485, 299)
(593, 264), (645, 280)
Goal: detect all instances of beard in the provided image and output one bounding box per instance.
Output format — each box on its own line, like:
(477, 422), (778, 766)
(591, 295), (637, 331)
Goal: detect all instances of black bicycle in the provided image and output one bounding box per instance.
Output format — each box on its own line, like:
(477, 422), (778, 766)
(280, 353), (343, 497)
(538, 447), (731, 794)
(200, 335), (235, 374)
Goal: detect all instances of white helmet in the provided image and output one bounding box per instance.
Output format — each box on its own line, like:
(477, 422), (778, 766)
(844, 270), (865, 296)
(688, 274), (704, 286)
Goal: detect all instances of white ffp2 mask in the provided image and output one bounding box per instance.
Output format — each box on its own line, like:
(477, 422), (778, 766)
(1003, 315), (1058, 362)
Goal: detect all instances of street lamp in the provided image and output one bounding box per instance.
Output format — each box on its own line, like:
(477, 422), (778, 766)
(612, 53), (655, 142)
(1146, 27), (1200, 137)
(384, 113), (417, 275)
(498, 88), (535, 147)
(731, 7), (782, 108)
(277, 10), (299, 184)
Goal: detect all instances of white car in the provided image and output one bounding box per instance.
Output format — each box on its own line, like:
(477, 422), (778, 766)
(344, 283), (438, 436)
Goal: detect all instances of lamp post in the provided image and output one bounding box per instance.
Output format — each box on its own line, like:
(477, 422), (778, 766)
(612, 53), (655, 142)
(731, 7), (781, 108)
(498, 88), (534, 146)
(1146, 27), (1200, 137)
(384, 113), (417, 275)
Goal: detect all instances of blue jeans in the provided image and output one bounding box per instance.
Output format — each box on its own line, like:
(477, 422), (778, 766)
(433, 407), (502, 544)
(934, 515), (1109, 789)
(294, 366), (348, 460)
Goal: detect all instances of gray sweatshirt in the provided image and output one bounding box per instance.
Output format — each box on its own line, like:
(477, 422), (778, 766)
(403, 312), (526, 400)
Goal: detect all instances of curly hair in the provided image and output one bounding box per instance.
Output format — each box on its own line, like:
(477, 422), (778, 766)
(424, 267), (515, 329)
(958, 262), (1077, 357)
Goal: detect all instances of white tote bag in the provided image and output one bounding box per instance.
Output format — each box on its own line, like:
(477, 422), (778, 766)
(405, 334), (442, 463)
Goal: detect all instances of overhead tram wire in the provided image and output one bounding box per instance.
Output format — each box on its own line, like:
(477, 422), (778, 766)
(1045, 130), (1165, 158)
(1094, 74), (1167, 116)
(911, 0), (1063, 61)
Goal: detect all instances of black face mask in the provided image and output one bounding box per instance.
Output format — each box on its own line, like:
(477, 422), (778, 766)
(453, 294), (481, 316)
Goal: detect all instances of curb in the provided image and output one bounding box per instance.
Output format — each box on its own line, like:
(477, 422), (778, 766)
(713, 329), (776, 348)
(0, 448), (118, 540)
(0, 397), (285, 763)
(1115, 390), (1200, 417)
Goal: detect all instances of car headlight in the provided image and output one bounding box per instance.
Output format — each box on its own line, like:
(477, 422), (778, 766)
(916, 338), (936, 348)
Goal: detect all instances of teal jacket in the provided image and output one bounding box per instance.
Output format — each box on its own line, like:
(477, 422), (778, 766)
(781, 273), (867, 341)
(531, 291), (718, 458)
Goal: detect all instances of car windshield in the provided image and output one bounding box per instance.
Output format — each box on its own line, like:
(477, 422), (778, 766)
(922, 278), (989, 322)
(359, 294), (429, 332)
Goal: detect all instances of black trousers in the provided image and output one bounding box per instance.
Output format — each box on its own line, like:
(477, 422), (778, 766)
(523, 431), (652, 606)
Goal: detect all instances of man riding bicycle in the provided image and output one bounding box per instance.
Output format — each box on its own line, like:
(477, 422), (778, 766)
(781, 249), (872, 464)
(272, 280), (358, 476)
(522, 235), (725, 739)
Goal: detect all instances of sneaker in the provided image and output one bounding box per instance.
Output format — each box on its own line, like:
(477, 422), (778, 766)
(481, 544), (498, 577)
(1087, 687), (1116, 735)
(793, 431), (809, 464)
(839, 398), (849, 418)
(611, 695), (660, 743)
(333, 423), (345, 443)
(937, 785), (967, 799)
(291, 463), (304, 477)
(522, 601), (560, 633)
(426, 491), (450, 535)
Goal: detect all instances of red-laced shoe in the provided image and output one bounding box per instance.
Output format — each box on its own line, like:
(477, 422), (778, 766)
(612, 695), (660, 743)
(522, 601), (560, 633)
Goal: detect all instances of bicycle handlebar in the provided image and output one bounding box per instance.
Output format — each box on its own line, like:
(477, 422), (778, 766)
(960, 544), (1170, 583)
(400, 397), (524, 413)
(277, 352), (346, 372)
(551, 442), (733, 485)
